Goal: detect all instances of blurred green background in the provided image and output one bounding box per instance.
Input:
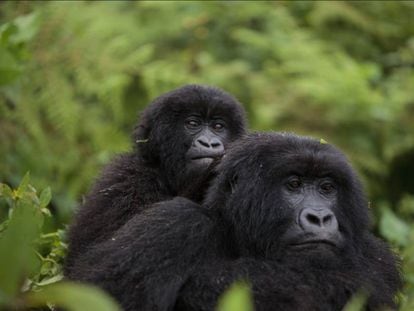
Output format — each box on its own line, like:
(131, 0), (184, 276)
(1, 1), (414, 310)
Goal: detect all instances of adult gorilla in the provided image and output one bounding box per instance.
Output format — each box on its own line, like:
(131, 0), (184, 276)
(65, 84), (246, 271)
(68, 133), (401, 311)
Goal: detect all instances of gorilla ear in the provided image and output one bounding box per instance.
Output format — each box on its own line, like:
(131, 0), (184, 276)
(133, 111), (152, 145)
(134, 124), (150, 144)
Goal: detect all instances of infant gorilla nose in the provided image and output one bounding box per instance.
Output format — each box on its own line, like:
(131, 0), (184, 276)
(195, 135), (224, 152)
(188, 135), (225, 162)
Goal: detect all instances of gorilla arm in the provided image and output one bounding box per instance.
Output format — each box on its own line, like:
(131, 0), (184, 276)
(68, 197), (214, 311)
(175, 256), (361, 311)
(176, 258), (388, 311)
(175, 239), (399, 311)
(178, 158), (221, 203)
(65, 153), (174, 270)
(67, 199), (399, 311)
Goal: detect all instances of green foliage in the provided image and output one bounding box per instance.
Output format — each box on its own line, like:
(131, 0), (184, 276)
(379, 205), (410, 247)
(1, 1), (414, 308)
(0, 12), (39, 86)
(216, 281), (254, 311)
(0, 173), (43, 302)
(342, 291), (367, 311)
(26, 282), (121, 311)
(0, 175), (119, 310)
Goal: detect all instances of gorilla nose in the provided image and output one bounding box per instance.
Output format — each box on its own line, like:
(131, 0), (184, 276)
(299, 208), (338, 234)
(196, 137), (224, 151)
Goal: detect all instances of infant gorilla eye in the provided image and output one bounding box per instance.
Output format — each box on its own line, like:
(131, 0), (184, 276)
(212, 122), (225, 130)
(186, 118), (201, 128)
(286, 178), (301, 191)
(320, 181), (335, 194)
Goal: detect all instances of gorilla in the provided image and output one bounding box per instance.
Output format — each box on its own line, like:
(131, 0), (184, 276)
(64, 84), (247, 271)
(68, 133), (401, 311)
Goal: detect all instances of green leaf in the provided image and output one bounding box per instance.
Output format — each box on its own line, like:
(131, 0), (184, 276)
(34, 274), (63, 287)
(0, 198), (42, 301)
(0, 183), (13, 198)
(0, 46), (22, 86)
(25, 282), (121, 311)
(320, 138), (328, 144)
(16, 172), (31, 198)
(9, 13), (40, 44)
(0, 23), (18, 44)
(39, 187), (52, 209)
(342, 291), (367, 311)
(216, 281), (254, 311)
(41, 208), (52, 217)
(379, 206), (410, 246)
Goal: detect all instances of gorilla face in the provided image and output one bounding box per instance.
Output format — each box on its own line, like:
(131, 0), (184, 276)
(279, 175), (344, 251)
(165, 108), (237, 194)
(134, 84), (246, 193)
(205, 132), (369, 260)
(184, 114), (230, 174)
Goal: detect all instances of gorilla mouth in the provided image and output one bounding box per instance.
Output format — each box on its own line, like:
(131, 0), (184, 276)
(290, 239), (337, 249)
(192, 156), (216, 160)
(193, 157), (214, 164)
(191, 155), (222, 165)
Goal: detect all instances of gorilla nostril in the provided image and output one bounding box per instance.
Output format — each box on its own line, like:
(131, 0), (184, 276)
(322, 214), (333, 226)
(211, 143), (223, 150)
(197, 139), (210, 148)
(306, 213), (321, 226)
(210, 138), (223, 149)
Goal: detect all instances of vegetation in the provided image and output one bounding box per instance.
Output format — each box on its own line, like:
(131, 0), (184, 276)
(1, 1), (414, 310)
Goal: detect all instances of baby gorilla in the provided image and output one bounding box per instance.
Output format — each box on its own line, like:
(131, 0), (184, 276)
(69, 133), (401, 311)
(65, 84), (246, 274)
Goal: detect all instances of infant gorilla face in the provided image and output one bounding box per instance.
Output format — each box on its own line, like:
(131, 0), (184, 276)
(184, 114), (229, 171)
(134, 84), (246, 194)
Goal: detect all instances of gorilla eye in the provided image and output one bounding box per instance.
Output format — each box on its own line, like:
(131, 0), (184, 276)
(320, 182), (335, 194)
(185, 118), (201, 128)
(212, 122), (225, 131)
(286, 178), (302, 191)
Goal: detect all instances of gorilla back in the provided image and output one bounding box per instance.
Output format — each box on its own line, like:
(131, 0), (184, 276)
(68, 132), (401, 311)
(64, 84), (246, 273)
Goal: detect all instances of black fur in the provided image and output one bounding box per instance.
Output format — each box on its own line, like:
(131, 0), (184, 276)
(68, 132), (401, 311)
(64, 84), (246, 273)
